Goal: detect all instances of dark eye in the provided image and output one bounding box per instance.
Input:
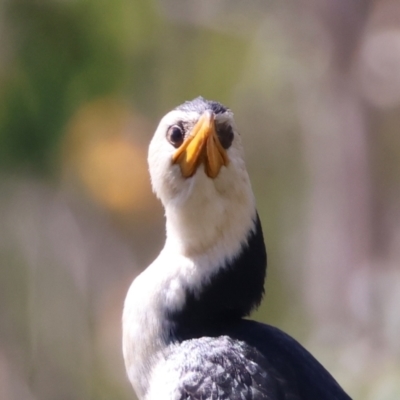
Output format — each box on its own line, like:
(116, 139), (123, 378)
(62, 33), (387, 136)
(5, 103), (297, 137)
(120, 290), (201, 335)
(216, 124), (234, 149)
(167, 125), (184, 148)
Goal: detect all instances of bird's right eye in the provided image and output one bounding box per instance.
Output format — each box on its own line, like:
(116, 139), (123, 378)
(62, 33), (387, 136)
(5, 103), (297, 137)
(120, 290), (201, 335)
(167, 125), (184, 148)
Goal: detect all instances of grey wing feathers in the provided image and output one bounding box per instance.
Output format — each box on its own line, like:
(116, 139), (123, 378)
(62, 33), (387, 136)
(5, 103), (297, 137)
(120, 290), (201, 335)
(167, 336), (300, 400)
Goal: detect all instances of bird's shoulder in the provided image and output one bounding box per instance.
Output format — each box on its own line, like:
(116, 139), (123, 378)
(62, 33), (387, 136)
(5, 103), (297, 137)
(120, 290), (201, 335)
(229, 321), (352, 400)
(147, 335), (300, 400)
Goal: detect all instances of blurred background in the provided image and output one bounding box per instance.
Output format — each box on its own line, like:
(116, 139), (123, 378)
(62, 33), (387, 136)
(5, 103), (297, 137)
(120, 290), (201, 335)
(1, 0), (400, 399)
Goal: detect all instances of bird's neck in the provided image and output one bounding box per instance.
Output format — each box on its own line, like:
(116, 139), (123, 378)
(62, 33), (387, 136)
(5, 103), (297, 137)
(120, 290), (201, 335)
(159, 176), (266, 336)
(164, 172), (257, 258)
(123, 181), (267, 397)
(166, 212), (267, 341)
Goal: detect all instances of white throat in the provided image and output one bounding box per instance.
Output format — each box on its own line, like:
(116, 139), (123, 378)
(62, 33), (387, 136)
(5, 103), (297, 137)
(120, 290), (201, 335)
(165, 169), (255, 253)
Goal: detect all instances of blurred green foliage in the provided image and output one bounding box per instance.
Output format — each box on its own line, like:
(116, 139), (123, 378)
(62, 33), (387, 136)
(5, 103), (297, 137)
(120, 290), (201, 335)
(0, 0), (247, 173)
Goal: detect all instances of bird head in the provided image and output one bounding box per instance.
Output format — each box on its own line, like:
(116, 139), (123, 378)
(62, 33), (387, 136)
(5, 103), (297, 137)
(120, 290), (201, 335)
(148, 97), (256, 256)
(149, 97), (248, 203)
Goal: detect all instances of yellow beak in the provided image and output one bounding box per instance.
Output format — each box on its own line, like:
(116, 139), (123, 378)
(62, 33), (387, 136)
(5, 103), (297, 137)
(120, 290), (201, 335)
(172, 111), (229, 179)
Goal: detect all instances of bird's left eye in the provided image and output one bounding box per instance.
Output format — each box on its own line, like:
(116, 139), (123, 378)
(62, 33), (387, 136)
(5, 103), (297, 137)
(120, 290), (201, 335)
(167, 125), (184, 148)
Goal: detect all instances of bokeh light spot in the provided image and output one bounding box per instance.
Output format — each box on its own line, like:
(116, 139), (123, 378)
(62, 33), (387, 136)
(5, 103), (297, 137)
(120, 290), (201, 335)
(63, 98), (152, 215)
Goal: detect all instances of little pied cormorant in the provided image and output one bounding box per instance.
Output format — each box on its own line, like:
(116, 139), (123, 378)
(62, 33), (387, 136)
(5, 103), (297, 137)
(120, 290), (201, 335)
(123, 97), (351, 400)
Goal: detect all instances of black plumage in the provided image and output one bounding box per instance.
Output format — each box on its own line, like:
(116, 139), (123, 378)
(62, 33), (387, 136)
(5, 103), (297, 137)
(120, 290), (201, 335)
(163, 214), (351, 400)
(168, 336), (300, 400)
